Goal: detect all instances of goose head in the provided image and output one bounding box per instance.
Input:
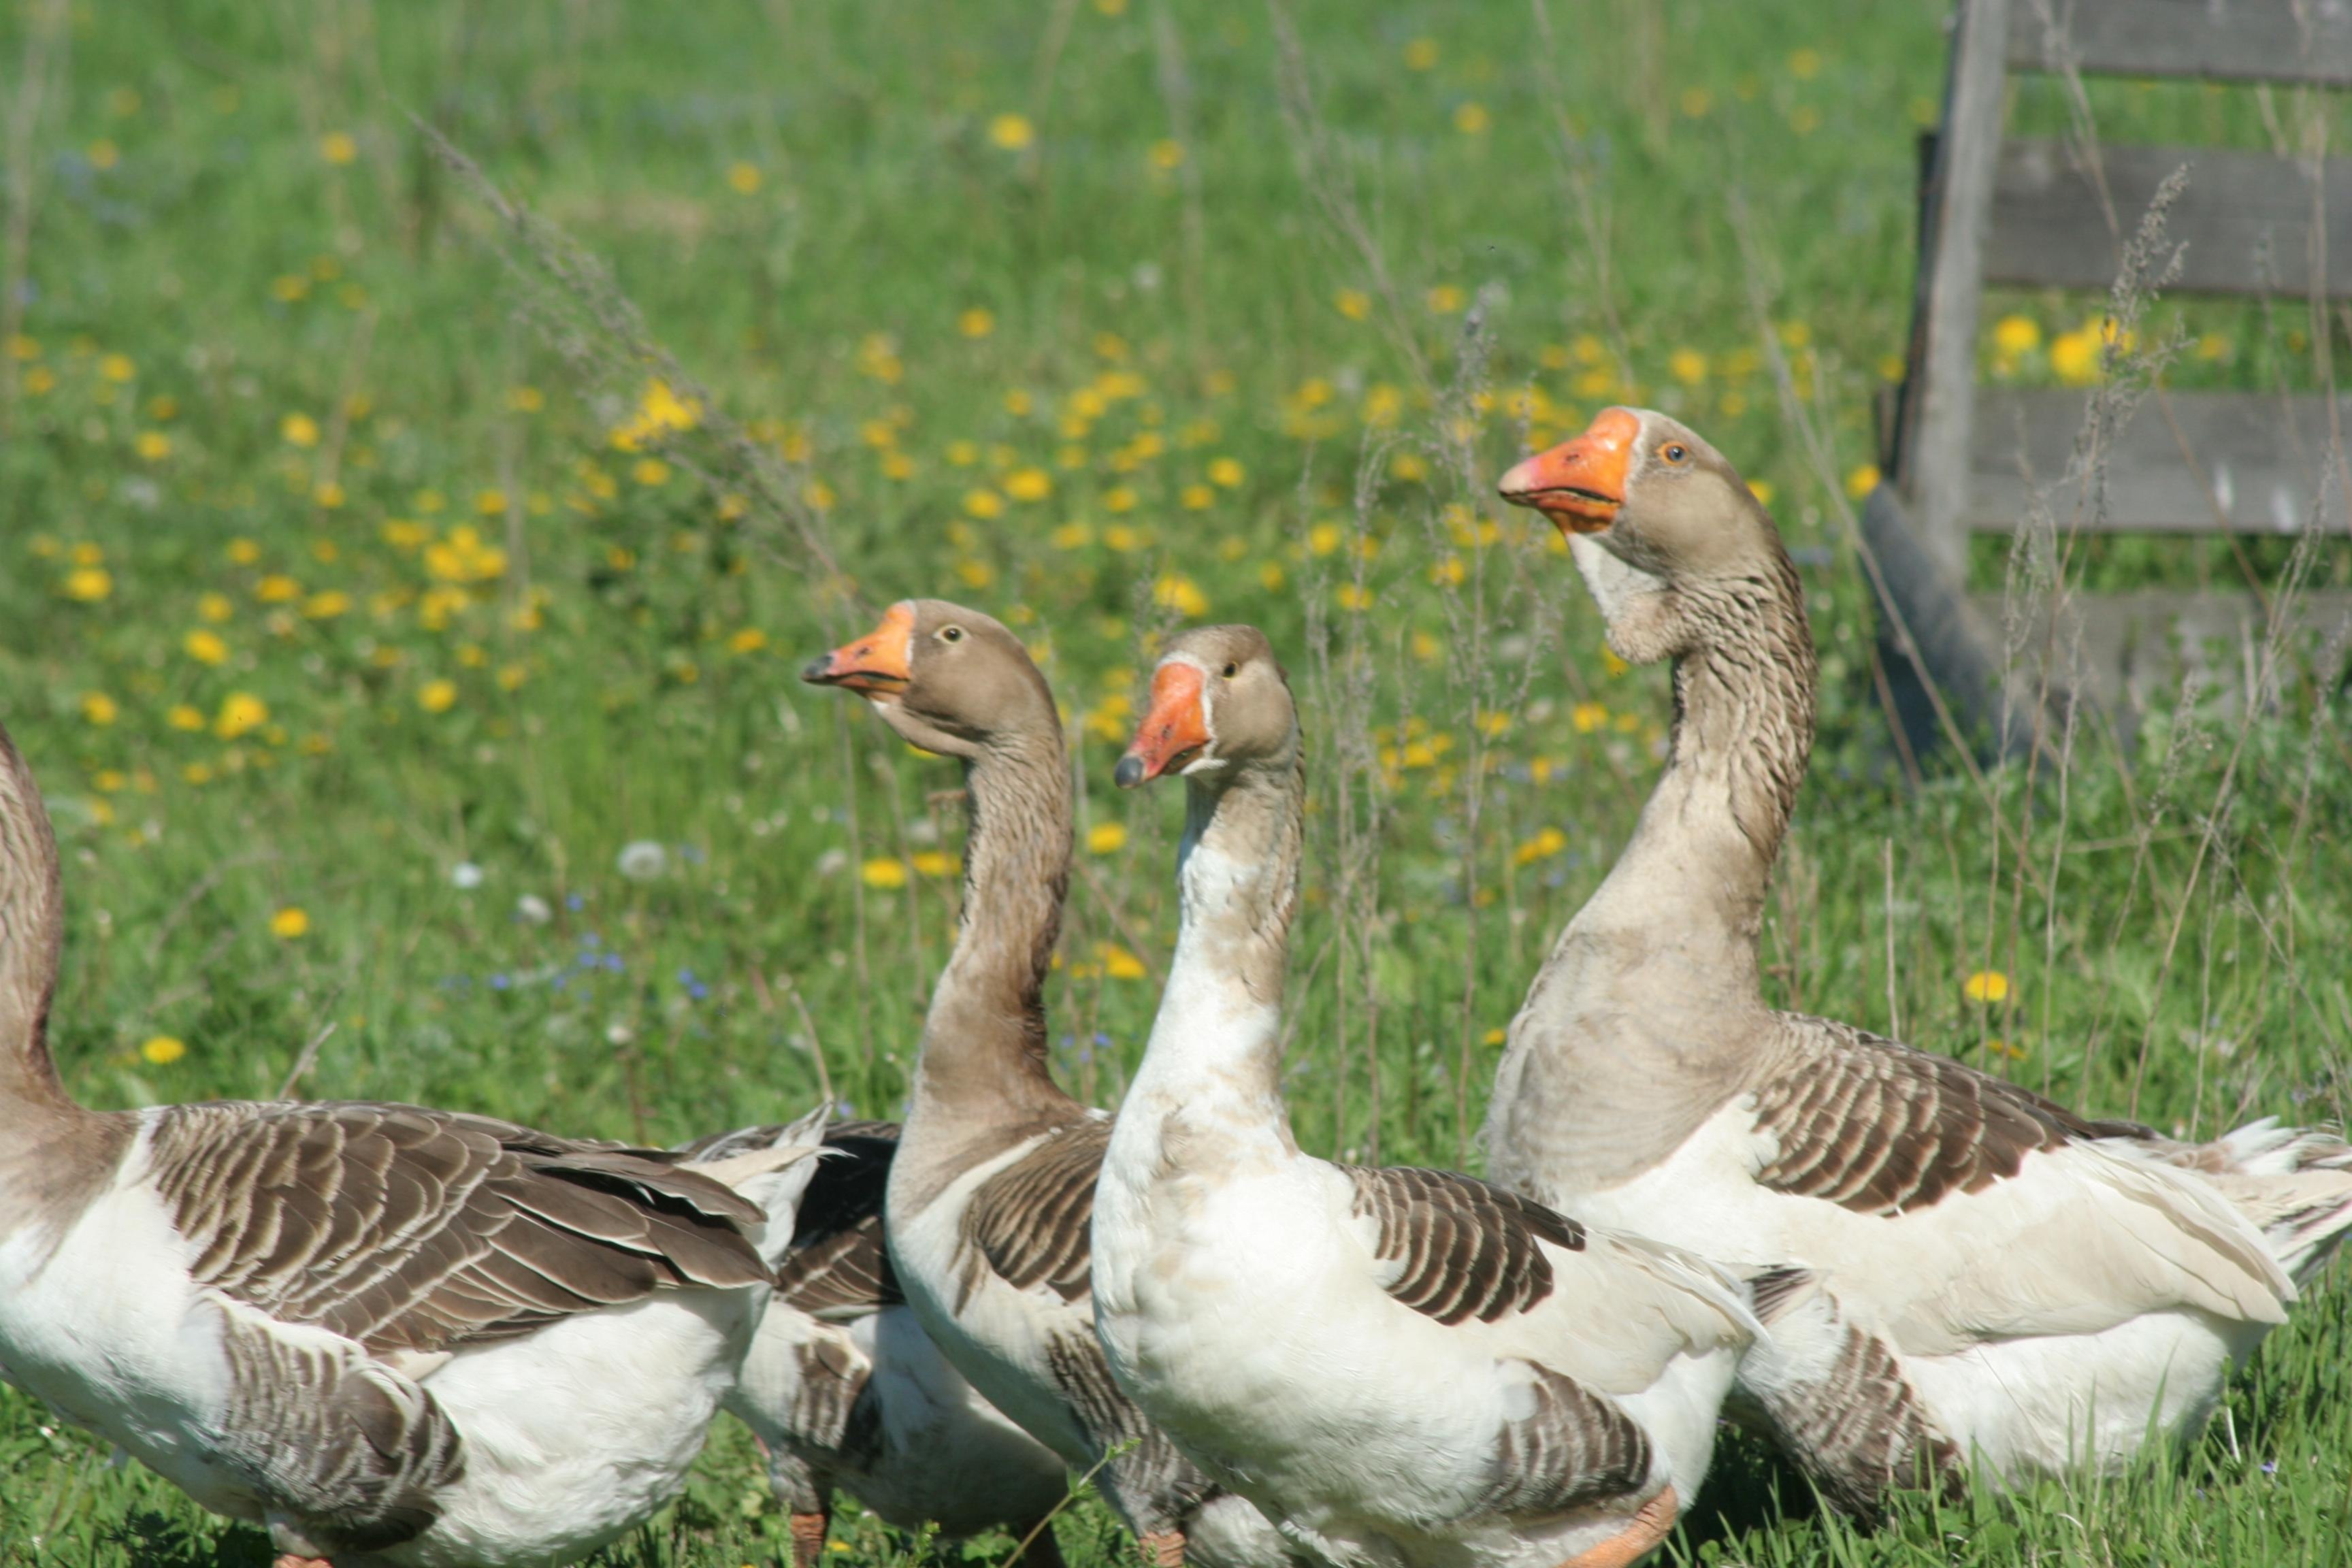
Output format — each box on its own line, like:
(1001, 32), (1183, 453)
(1497, 406), (1786, 664)
(1113, 625), (1294, 791)
(802, 598), (1054, 760)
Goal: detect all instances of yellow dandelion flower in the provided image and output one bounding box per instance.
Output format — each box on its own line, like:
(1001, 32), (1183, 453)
(1513, 827), (1569, 866)
(1483, 1027), (1507, 1047)
(140, 1035), (186, 1066)
(1993, 315), (2041, 357)
(964, 488), (1006, 519)
(1149, 139), (1185, 169)
(1154, 573), (1208, 617)
(1100, 944), (1147, 981)
(214, 692), (268, 738)
(1571, 701), (1610, 734)
(1087, 822), (1129, 855)
(1454, 102), (1490, 135)
(959, 308), (996, 338)
(1207, 457), (1244, 489)
(134, 430), (170, 461)
(1004, 468), (1051, 502)
(861, 857), (910, 890)
(270, 906), (310, 939)
(63, 566), (112, 602)
(1426, 284), (1466, 314)
(1258, 561), (1285, 591)
(1103, 523), (1143, 551)
(911, 851), (960, 879)
(1334, 288), (1371, 321)
(2050, 327), (2100, 386)
(280, 411), (320, 448)
(1844, 463), (1880, 501)
(320, 131), (358, 165)
(165, 704), (204, 732)
(725, 161), (762, 195)
(1963, 970), (2012, 1005)
(729, 627), (768, 654)
(304, 590), (350, 619)
(1669, 348), (1708, 386)
(988, 113), (1035, 150)
(1180, 483), (1214, 510)
(1788, 47), (1822, 78)
(1403, 37), (1438, 70)
(418, 679), (458, 714)
(99, 353), (136, 383)
(81, 692), (118, 725)
(184, 629), (229, 666)
(255, 574), (300, 604)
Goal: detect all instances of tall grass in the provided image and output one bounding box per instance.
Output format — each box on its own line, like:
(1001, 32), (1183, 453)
(3, 1), (2350, 1563)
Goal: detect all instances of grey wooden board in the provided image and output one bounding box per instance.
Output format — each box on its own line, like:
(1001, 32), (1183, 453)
(2007, 0), (2352, 88)
(1963, 387), (2352, 534)
(1984, 141), (2352, 297)
(1964, 586), (2352, 721)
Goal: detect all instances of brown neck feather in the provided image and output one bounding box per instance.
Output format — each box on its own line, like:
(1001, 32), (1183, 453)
(0, 722), (120, 1241)
(902, 724), (1081, 1147)
(1587, 550), (1814, 953)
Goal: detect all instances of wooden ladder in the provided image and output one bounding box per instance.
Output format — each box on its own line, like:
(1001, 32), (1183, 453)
(1865, 0), (2352, 758)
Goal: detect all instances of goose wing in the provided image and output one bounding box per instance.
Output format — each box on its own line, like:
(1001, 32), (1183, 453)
(148, 1099), (771, 1356)
(959, 1117), (1110, 1306)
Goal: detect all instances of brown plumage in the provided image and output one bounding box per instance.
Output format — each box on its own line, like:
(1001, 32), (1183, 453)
(1345, 1166), (1586, 1326)
(960, 1117), (1111, 1307)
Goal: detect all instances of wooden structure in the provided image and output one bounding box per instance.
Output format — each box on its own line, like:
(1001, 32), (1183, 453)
(1867, 0), (2352, 758)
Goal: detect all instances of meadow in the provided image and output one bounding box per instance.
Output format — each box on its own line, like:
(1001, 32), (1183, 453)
(5, 0), (2352, 1562)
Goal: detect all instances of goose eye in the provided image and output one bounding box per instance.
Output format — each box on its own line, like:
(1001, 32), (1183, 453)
(940, 625), (964, 643)
(1221, 662), (1239, 679)
(1662, 443), (1689, 464)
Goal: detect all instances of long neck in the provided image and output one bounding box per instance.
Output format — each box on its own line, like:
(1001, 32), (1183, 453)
(903, 726), (1079, 1136)
(1577, 555), (1815, 973)
(0, 724), (83, 1137)
(1128, 750), (1305, 1157)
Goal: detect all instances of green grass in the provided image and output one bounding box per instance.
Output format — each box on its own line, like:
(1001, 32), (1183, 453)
(4, 0), (2352, 1563)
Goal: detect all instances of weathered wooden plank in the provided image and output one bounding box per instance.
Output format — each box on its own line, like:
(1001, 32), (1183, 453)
(1964, 387), (2352, 534)
(1896, 0), (2014, 581)
(1965, 587), (2352, 730)
(2007, 0), (2352, 88)
(1984, 140), (2352, 297)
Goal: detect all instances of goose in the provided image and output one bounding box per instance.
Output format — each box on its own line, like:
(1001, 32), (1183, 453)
(1488, 406), (2352, 1512)
(1090, 625), (1759, 1568)
(0, 717), (822, 1567)
(802, 601), (1295, 1568)
(676, 1113), (1071, 1567)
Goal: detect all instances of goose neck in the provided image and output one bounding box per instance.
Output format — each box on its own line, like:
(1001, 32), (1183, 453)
(903, 728), (1079, 1133)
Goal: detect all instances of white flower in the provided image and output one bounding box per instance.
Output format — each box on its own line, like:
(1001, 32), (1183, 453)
(515, 893), (553, 925)
(450, 862), (485, 890)
(616, 840), (667, 881)
(814, 847), (849, 877)
(605, 1021), (636, 1046)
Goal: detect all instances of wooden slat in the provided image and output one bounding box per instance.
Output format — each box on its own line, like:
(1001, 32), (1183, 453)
(1964, 587), (2352, 728)
(1985, 140), (2352, 297)
(2007, 0), (2352, 88)
(1965, 387), (2352, 534)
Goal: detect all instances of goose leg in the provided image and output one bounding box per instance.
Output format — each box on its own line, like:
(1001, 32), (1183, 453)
(789, 1507), (832, 1568)
(1138, 1529), (1185, 1568)
(1556, 1486), (1677, 1568)
(1009, 1516), (1067, 1568)
(272, 1557), (332, 1568)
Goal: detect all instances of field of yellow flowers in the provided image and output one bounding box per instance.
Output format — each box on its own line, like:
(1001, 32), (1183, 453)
(5, 1), (2352, 1564)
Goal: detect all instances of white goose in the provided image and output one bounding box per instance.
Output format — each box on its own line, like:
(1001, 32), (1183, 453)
(803, 601), (1294, 1568)
(678, 1113), (1071, 1568)
(0, 716), (821, 1567)
(1090, 626), (1759, 1568)
(1490, 406), (2352, 1512)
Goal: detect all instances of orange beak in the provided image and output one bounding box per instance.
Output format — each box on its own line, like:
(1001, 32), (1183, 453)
(1497, 407), (1640, 534)
(1114, 663), (1209, 788)
(803, 602), (915, 695)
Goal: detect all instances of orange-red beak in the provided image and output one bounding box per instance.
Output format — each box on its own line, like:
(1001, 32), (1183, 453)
(1497, 407), (1640, 534)
(1114, 663), (1209, 788)
(803, 602), (915, 695)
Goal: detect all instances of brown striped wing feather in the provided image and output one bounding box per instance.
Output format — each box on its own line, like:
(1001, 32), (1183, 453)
(1344, 1164), (1586, 1326)
(1750, 1020), (2153, 1216)
(960, 1117), (1111, 1305)
(148, 1100), (771, 1356)
(774, 1124), (903, 1315)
